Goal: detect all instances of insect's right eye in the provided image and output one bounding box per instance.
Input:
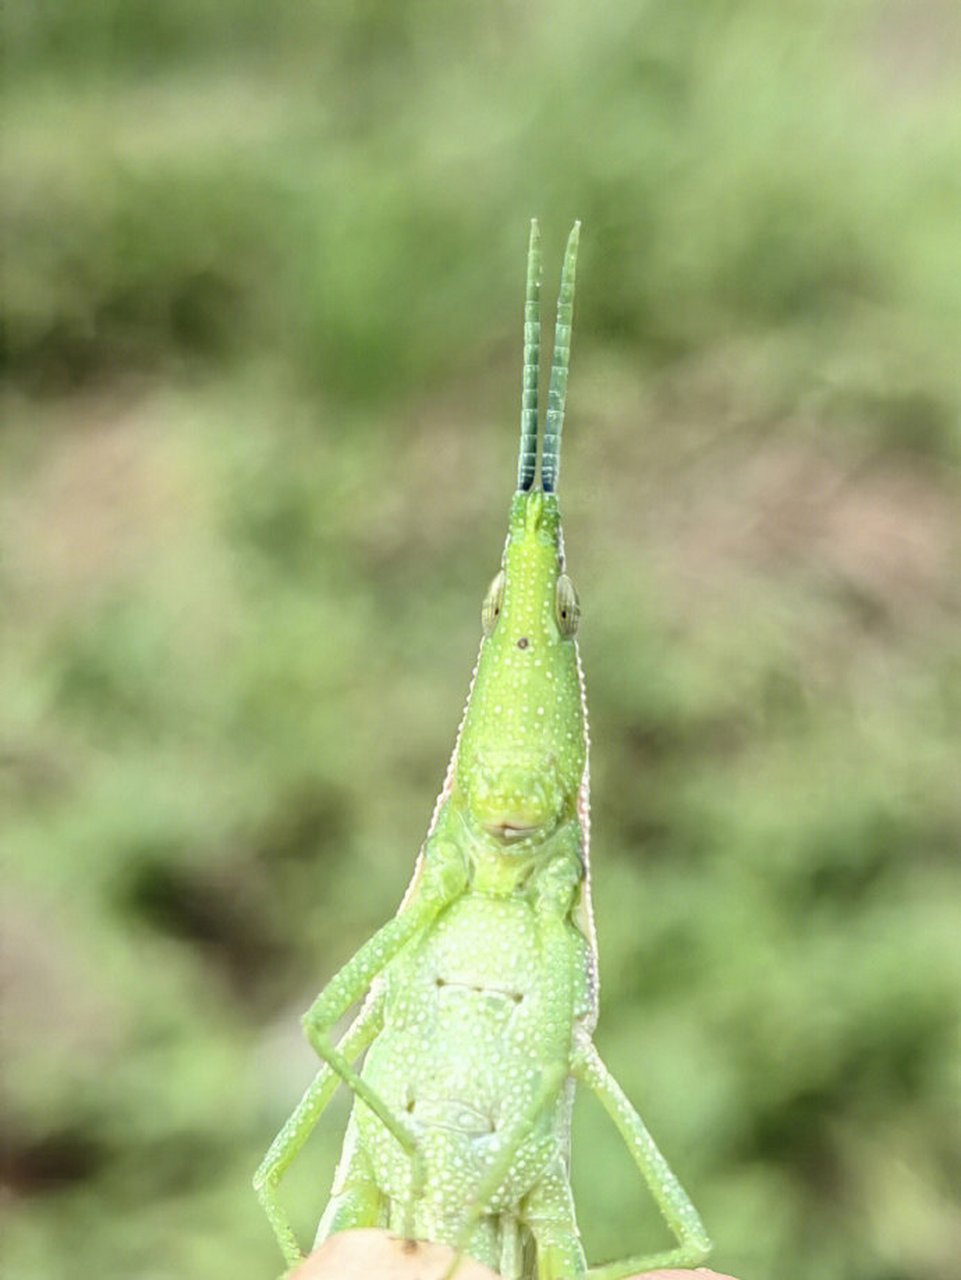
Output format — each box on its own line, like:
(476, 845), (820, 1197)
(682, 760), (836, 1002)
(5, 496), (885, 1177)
(555, 573), (580, 637)
(481, 570), (506, 636)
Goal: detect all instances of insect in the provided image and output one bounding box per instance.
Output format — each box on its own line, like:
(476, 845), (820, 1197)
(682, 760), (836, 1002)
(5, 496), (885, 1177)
(254, 222), (712, 1279)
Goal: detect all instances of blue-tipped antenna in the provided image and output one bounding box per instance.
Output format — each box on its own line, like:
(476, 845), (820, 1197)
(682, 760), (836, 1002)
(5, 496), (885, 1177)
(516, 219), (542, 492)
(541, 221), (580, 495)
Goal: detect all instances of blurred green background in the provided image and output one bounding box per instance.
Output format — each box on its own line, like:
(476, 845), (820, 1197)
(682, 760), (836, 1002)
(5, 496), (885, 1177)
(3, 2), (960, 1278)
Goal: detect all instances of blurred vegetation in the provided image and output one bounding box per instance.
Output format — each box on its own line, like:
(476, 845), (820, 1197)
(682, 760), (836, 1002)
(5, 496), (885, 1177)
(3, 2), (960, 1279)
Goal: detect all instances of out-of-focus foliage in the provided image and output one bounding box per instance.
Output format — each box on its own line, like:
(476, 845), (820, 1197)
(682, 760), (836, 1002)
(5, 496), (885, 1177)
(3, 2), (960, 1279)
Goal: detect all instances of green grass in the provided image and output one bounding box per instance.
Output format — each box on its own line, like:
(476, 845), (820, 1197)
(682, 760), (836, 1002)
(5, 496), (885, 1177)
(3, 3), (961, 1278)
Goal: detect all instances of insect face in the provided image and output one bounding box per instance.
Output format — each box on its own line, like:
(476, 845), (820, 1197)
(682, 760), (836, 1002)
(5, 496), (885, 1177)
(456, 492), (586, 843)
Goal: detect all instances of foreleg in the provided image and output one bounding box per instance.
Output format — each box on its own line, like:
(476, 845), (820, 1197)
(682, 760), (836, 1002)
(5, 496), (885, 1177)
(302, 838), (468, 1233)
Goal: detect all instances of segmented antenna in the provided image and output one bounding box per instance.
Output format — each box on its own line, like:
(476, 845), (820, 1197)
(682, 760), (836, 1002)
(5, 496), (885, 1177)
(516, 219), (541, 493)
(541, 221), (580, 495)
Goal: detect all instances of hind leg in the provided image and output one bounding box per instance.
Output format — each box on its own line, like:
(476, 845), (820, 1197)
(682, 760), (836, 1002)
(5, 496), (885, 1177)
(573, 1034), (711, 1277)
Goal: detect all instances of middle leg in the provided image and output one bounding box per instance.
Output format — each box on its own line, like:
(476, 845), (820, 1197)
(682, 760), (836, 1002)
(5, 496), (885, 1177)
(315, 1111), (385, 1246)
(524, 1155), (587, 1280)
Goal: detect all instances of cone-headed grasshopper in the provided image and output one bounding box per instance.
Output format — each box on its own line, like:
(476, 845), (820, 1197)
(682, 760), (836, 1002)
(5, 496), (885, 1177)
(255, 223), (712, 1278)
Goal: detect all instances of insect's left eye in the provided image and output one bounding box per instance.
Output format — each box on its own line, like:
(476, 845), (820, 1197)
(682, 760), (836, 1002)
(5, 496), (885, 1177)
(555, 574), (580, 637)
(482, 570), (506, 636)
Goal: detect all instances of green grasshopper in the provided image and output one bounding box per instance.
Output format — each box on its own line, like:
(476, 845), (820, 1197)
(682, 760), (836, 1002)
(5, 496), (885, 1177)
(254, 222), (712, 1279)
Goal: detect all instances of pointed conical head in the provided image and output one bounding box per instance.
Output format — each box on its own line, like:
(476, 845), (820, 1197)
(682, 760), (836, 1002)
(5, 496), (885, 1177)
(453, 225), (585, 847)
(456, 491), (584, 843)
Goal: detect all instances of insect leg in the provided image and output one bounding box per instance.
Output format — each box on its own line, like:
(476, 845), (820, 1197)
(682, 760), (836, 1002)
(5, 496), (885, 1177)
(523, 1154), (587, 1280)
(497, 1212), (526, 1280)
(253, 993), (385, 1268)
(572, 1036), (712, 1278)
(303, 842), (468, 1236)
(441, 1062), (568, 1280)
(314, 1111), (385, 1243)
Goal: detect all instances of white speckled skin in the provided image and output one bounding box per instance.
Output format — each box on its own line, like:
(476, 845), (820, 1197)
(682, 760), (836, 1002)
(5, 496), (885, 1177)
(254, 226), (712, 1280)
(317, 492), (596, 1274)
(358, 888), (587, 1236)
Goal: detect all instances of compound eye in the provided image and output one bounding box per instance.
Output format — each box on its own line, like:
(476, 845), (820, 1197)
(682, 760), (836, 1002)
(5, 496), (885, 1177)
(482, 570), (506, 636)
(555, 574), (580, 637)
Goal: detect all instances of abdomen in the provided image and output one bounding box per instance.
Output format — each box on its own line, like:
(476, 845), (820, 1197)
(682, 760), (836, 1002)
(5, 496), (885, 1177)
(356, 894), (577, 1239)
